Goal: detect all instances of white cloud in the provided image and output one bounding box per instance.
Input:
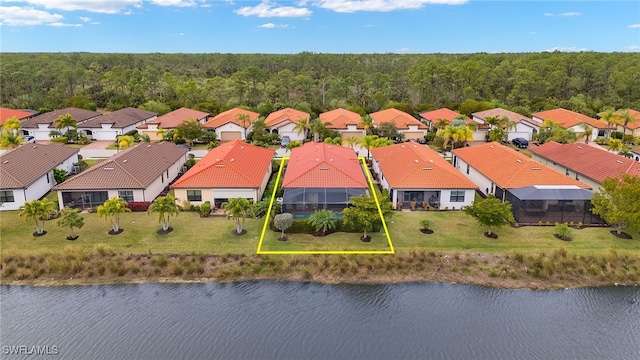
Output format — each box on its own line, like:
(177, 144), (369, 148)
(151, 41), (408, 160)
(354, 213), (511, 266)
(235, 1), (312, 17)
(545, 46), (588, 52)
(528, 31), (535, 35)
(259, 22), (290, 28)
(49, 22), (81, 27)
(544, 11), (581, 17)
(0, 6), (65, 26)
(315, 0), (466, 13)
(623, 45), (639, 52)
(395, 47), (413, 53)
(629, 24), (640, 29)
(6, 0), (141, 14)
(149, 0), (197, 7)
(78, 16), (91, 22)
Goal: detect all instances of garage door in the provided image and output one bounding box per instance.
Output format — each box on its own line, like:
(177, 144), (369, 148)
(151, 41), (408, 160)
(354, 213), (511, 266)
(220, 131), (242, 141)
(402, 131), (425, 140)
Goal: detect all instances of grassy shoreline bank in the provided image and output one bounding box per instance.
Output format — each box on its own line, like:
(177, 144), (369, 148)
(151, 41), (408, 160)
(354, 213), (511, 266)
(2, 246), (639, 289)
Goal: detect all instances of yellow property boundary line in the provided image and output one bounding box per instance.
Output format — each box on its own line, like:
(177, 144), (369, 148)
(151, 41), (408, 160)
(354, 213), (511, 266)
(256, 156), (395, 255)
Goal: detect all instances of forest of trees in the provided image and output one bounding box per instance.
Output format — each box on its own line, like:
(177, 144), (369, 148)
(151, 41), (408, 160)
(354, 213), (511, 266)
(1, 52), (639, 119)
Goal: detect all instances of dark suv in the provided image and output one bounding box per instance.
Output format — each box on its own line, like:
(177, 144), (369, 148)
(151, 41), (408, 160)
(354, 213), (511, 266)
(512, 137), (529, 148)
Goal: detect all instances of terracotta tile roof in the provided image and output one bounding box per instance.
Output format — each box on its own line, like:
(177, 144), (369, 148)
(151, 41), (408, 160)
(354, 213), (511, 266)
(320, 108), (363, 129)
(138, 107), (209, 129)
(171, 140), (274, 189)
(532, 108), (611, 129)
(452, 142), (591, 189)
(472, 108), (540, 126)
(0, 108), (35, 125)
(282, 142), (367, 188)
(419, 108), (474, 125)
(21, 107), (101, 129)
(371, 143), (477, 189)
(529, 142), (640, 183)
(81, 108), (156, 129)
(1, 143), (79, 189)
(370, 108), (427, 129)
(264, 108), (310, 128)
(617, 109), (640, 130)
(53, 142), (187, 190)
(203, 108), (260, 129)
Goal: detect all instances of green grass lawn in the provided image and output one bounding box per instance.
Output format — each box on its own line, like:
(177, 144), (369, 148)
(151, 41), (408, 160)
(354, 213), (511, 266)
(1, 209), (638, 257)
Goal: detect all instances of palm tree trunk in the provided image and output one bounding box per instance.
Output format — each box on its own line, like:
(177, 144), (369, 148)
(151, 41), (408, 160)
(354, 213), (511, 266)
(236, 219), (242, 233)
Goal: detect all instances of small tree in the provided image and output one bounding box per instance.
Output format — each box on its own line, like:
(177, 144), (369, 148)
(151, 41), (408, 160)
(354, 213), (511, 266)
(554, 223), (572, 241)
(307, 209), (337, 236)
(274, 213), (293, 240)
(463, 195), (515, 237)
(97, 196), (131, 233)
(222, 198), (254, 235)
(175, 118), (205, 146)
(342, 195), (382, 240)
(420, 219), (434, 233)
(148, 195), (179, 232)
(591, 174), (640, 236)
(19, 198), (57, 236)
(53, 168), (69, 184)
(57, 207), (85, 239)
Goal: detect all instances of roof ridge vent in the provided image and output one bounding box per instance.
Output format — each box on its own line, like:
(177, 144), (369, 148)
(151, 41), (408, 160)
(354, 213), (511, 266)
(577, 145), (582, 149)
(530, 167), (541, 170)
(616, 160), (623, 164)
(516, 159), (522, 163)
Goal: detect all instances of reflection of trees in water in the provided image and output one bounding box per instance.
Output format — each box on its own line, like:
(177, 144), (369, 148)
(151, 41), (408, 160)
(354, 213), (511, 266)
(333, 284), (395, 316)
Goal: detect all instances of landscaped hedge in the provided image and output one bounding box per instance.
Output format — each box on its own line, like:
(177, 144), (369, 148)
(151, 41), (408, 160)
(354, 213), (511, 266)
(126, 202), (151, 212)
(50, 137), (68, 143)
(270, 218), (379, 233)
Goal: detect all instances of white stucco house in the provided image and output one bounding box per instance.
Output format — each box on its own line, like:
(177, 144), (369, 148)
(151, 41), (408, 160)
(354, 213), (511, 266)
(78, 108), (157, 141)
(53, 142), (188, 210)
(320, 108), (367, 140)
(0, 143), (80, 211)
(264, 108), (310, 142)
(370, 142), (477, 210)
(472, 108), (542, 141)
(19, 107), (102, 141)
(531, 108), (613, 143)
(203, 108), (260, 141)
(170, 140), (275, 208)
(137, 107), (209, 141)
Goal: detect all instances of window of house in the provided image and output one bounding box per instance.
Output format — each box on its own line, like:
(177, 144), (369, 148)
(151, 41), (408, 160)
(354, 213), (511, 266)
(187, 190), (202, 202)
(575, 174), (580, 181)
(118, 190), (134, 202)
(46, 173), (50, 183)
(450, 191), (465, 202)
(566, 169), (569, 176)
(161, 174), (164, 183)
(0, 191), (15, 203)
(466, 164), (470, 175)
(598, 130), (605, 137)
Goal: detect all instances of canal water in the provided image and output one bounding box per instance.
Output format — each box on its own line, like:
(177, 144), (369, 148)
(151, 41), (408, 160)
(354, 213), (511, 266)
(1, 282), (639, 359)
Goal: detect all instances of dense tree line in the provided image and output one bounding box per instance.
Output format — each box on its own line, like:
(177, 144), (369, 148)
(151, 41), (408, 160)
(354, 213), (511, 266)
(1, 52), (639, 118)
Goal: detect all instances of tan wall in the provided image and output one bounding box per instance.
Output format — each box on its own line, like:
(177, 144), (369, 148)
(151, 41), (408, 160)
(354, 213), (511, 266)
(402, 131), (426, 140)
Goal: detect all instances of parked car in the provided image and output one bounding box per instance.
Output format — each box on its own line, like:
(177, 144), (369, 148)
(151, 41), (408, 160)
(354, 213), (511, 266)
(23, 135), (36, 144)
(417, 138), (427, 145)
(176, 143), (191, 151)
(280, 136), (291, 148)
(512, 137), (529, 148)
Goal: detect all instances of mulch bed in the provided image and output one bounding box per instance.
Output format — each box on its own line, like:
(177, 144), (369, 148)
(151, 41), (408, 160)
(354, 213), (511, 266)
(420, 229), (434, 234)
(32, 231), (47, 237)
(277, 235), (288, 242)
(232, 229), (247, 236)
(360, 235), (372, 242)
(610, 230), (633, 240)
(66, 235), (79, 241)
(484, 232), (498, 239)
(157, 227), (174, 235)
(108, 229), (124, 235)
(554, 234), (573, 242)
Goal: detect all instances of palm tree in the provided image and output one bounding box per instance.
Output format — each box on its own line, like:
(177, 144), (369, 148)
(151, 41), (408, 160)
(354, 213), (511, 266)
(360, 134), (378, 159)
(437, 125), (473, 150)
(57, 207), (85, 239)
(309, 118), (330, 142)
(343, 136), (360, 149)
(222, 198), (254, 235)
(54, 113), (77, 137)
(606, 138), (624, 153)
(116, 135), (135, 150)
(598, 107), (617, 128)
(156, 127), (166, 140)
(2, 116), (21, 136)
(97, 196), (131, 233)
(293, 117), (309, 139)
(0, 131), (25, 149)
(324, 136), (341, 145)
(359, 115), (374, 135)
(434, 118), (449, 130)
(616, 109), (636, 135)
(236, 112), (250, 139)
(19, 198), (57, 235)
(580, 123), (593, 144)
(307, 209), (337, 236)
(148, 195), (179, 232)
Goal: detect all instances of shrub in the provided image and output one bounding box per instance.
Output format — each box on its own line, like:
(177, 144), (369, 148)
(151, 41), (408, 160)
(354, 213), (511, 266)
(50, 136), (68, 144)
(554, 223), (572, 240)
(126, 202), (151, 212)
(200, 201), (212, 217)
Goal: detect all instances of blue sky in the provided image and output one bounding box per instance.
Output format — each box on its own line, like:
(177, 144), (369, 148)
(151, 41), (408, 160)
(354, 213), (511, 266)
(0, 1), (638, 53)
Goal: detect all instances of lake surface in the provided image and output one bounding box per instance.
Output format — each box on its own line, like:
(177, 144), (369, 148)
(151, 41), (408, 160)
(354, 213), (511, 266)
(1, 282), (639, 359)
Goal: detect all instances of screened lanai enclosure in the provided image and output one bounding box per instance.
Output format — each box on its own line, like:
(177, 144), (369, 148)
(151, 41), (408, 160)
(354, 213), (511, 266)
(282, 187), (368, 215)
(505, 186), (605, 225)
